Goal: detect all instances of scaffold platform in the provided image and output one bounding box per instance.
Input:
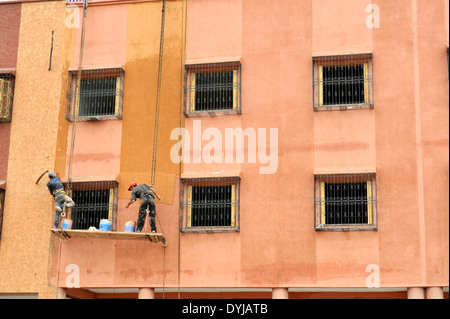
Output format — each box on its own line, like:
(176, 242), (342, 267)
(50, 229), (167, 246)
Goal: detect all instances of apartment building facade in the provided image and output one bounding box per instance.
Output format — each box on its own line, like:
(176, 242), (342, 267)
(0, 0), (448, 299)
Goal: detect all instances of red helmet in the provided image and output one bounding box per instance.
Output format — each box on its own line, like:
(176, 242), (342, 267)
(128, 182), (138, 191)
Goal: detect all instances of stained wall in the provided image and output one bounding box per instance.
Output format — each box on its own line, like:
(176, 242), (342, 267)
(0, 0), (73, 298)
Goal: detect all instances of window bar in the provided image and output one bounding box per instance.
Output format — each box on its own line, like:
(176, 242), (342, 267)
(95, 71), (99, 116)
(105, 71), (109, 115)
(0, 190), (5, 240)
(0, 73), (15, 122)
(97, 71), (101, 116)
(100, 71), (104, 115)
(89, 187), (94, 228)
(107, 69), (112, 115)
(102, 71), (106, 116)
(101, 70), (105, 116)
(92, 72), (96, 115)
(86, 72), (91, 116)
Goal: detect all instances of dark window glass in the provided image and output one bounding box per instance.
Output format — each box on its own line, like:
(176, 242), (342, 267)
(195, 71), (234, 111)
(191, 185), (232, 227)
(79, 77), (117, 117)
(71, 189), (110, 230)
(324, 182), (368, 225)
(323, 65), (365, 106)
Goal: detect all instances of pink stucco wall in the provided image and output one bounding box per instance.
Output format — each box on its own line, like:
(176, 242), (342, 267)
(47, 0), (448, 293)
(0, 3), (21, 184)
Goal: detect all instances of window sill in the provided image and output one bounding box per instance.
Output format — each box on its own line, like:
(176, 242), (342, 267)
(66, 114), (122, 122)
(315, 224), (378, 231)
(313, 104), (374, 112)
(180, 227), (240, 233)
(184, 109), (241, 118)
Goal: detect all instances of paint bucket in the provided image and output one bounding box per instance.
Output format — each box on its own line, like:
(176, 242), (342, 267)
(62, 219), (72, 230)
(99, 219), (112, 231)
(124, 220), (136, 233)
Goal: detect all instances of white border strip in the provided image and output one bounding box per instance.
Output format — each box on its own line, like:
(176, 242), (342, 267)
(85, 287), (449, 294)
(289, 288), (407, 292)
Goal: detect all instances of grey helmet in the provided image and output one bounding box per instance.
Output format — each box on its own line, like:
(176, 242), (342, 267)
(48, 171), (56, 179)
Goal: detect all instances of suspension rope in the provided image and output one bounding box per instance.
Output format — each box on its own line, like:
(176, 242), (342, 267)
(151, 0), (166, 187)
(56, 0), (171, 299)
(148, 0), (167, 298)
(177, 0), (188, 300)
(56, 0), (89, 299)
(67, 0), (88, 193)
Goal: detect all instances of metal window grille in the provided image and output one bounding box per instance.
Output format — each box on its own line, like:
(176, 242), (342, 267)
(65, 68), (124, 121)
(313, 53), (373, 111)
(0, 73), (15, 122)
(64, 181), (118, 230)
(314, 173), (377, 231)
(180, 177), (240, 233)
(0, 190), (4, 240)
(184, 62), (241, 116)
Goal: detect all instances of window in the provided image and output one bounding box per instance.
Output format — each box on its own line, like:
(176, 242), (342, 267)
(313, 54), (373, 111)
(65, 181), (118, 230)
(184, 62), (241, 116)
(180, 177), (240, 232)
(0, 73), (15, 122)
(66, 68), (124, 121)
(314, 173), (377, 231)
(0, 189), (4, 240)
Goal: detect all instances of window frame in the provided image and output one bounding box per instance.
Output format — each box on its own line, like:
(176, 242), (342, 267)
(65, 68), (124, 122)
(180, 177), (240, 233)
(184, 61), (241, 117)
(64, 181), (118, 231)
(0, 189), (4, 240)
(0, 73), (15, 123)
(314, 173), (377, 231)
(313, 53), (373, 111)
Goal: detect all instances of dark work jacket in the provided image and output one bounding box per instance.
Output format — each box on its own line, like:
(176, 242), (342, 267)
(47, 177), (64, 196)
(130, 184), (153, 201)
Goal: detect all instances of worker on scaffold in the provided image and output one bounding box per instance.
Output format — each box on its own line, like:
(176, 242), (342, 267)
(125, 183), (162, 233)
(47, 171), (75, 229)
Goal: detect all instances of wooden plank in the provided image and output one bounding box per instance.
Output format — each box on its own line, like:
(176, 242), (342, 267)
(50, 229), (166, 246)
(50, 229), (69, 241)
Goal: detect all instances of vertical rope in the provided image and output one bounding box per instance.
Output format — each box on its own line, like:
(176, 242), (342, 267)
(148, 0), (167, 298)
(151, 0), (166, 187)
(56, 0), (88, 299)
(68, 0), (88, 192)
(177, 0), (188, 300)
